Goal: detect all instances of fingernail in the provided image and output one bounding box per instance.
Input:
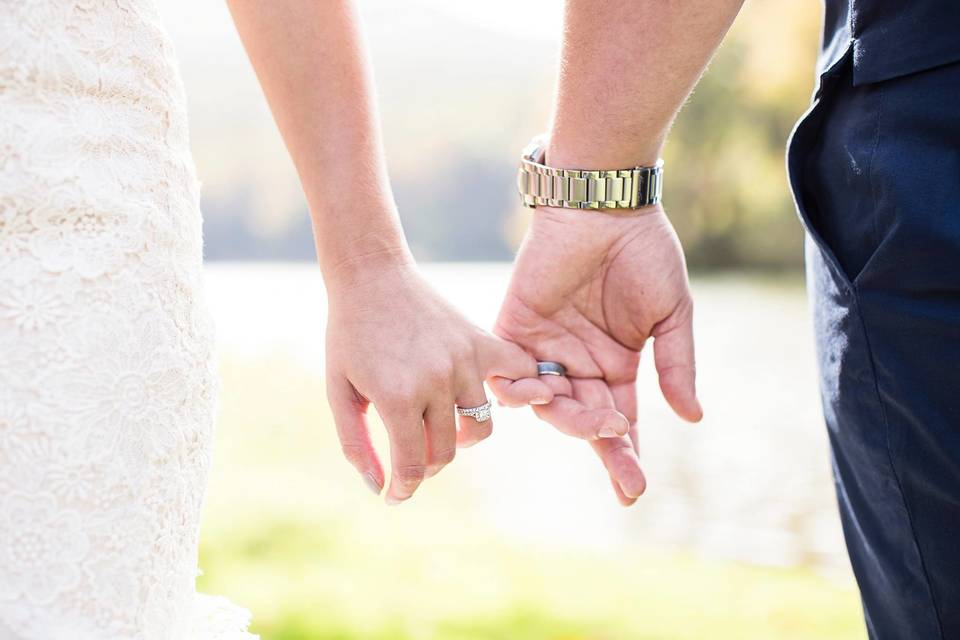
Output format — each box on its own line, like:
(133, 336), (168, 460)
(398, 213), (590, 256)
(362, 473), (382, 495)
(597, 425), (620, 438)
(385, 495), (404, 506)
(530, 396), (550, 405)
(693, 400), (704, 422)
(620, 475), (647, 500)
(621, 483), (645, 500)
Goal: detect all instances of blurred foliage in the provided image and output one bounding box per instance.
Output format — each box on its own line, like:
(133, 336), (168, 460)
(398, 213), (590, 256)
(198, 357), (864, 639)
(391, 0), (823, 270)
(661, 1), (821, 271)
(191, 0), (821, 270)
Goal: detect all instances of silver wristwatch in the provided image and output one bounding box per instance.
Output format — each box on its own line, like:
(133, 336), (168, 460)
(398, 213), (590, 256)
(517, 136), (663, 210)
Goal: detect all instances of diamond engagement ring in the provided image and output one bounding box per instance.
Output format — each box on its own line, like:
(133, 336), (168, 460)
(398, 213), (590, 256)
(537, 361), (567, 377)
(456, 401), (492, 423)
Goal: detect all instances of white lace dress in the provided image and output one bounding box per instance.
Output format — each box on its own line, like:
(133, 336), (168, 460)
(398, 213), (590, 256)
(0, 1), (256, 638)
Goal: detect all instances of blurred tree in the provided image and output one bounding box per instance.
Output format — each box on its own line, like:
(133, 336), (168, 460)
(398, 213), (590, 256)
(662, 0), (821, 271)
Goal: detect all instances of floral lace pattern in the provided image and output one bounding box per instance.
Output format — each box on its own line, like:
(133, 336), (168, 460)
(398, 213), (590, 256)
(0, 2), (256, 638)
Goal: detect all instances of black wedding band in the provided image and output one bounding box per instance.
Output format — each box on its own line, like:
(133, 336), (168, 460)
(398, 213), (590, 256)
(537, 361), (567, 377)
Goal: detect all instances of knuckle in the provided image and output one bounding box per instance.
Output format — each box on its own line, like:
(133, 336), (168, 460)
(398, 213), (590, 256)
(585, 409), (616, 429)
(377, 387), (418, 413)
(604, 437), (634, 454)
(393, 464), (426, 484)
(432, 447), (456, 466)
(339, 442), (368, 467)
(424, 361), (455, 388)
(453, 339), (477, 364)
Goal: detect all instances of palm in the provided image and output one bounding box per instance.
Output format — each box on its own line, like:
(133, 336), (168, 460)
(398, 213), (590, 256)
(495, 206), (701, 505)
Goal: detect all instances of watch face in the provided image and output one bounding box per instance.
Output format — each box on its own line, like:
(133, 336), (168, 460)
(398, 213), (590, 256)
(522, 138), (546, 164)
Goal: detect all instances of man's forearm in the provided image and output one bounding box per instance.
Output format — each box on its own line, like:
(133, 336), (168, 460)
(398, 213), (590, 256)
(548, 0), (745, 169)
(227, 0), (409, 282)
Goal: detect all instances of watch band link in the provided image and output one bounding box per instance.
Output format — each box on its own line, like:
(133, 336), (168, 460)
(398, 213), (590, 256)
(517, 138), (663, 210)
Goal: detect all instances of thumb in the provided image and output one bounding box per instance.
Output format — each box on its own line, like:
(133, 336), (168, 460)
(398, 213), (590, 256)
(476, 334), (554, 406)
(652, 298), (703, 423)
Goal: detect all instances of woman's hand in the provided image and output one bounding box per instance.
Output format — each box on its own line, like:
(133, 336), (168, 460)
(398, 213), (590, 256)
(324, 257), (555, 505)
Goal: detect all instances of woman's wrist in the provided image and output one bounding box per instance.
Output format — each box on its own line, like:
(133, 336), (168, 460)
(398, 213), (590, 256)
(318, 220), (415, 295)
(325, 244), (414, 290)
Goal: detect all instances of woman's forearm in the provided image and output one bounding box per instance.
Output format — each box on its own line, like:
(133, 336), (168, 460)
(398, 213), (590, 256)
(227, 0), (409, 284)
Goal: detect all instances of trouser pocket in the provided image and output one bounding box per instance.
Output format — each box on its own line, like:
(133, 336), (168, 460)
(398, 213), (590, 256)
(787, 52), (885, 289)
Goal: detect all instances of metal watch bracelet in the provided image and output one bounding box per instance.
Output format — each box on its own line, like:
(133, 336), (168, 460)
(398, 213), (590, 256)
(517, 137), (663, 210)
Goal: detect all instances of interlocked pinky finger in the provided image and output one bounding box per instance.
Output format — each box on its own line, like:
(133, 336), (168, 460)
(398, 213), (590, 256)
(487, 376), (554, 407)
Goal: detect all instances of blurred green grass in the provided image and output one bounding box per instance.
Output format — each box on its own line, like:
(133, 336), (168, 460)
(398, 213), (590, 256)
(197, 357), (865, 640)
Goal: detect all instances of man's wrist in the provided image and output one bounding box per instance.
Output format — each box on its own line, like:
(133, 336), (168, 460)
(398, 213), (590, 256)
(546, 126), (665, 172)
(546, 142), (664, 172)
(519, 133), (664, 211)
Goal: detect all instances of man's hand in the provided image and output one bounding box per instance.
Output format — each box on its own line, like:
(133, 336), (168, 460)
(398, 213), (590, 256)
(489, 0), (741, 506)
(492, 204), (702, 505)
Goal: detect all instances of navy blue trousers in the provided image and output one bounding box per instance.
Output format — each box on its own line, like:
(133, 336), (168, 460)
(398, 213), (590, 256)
(788, 53), (960, 639)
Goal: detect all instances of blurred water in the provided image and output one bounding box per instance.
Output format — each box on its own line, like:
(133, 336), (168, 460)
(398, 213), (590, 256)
(204, 262), (850, 576)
